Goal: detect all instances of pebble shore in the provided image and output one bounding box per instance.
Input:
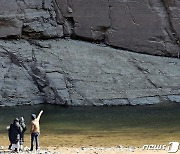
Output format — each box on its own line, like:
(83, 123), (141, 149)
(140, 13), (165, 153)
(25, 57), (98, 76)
(0, 145), (171, 154)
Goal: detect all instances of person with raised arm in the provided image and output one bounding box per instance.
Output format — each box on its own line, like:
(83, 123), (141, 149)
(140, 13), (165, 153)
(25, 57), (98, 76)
(30, 110), (43, 151)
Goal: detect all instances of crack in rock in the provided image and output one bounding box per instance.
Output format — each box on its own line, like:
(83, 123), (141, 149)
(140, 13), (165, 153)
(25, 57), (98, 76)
(126, 2), (141, 26)
(161, 0), (180, 56)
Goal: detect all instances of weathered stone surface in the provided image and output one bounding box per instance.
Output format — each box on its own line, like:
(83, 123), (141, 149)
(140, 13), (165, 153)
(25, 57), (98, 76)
(72, 0), (111, 40)
(0, 0), (63, 38)
(129, 97), (160, 105)
(0, 0), (22, 38)
(103, 99), (129, 106)
(162, 0), (180, 56)
(54, 0), (71, 17)
(54, 0), (180, 57)
(0, 58), (43, 106)
(0, 0), (19, 14)
(46, 72), (70, 102)
(55, 0), (111, 40)
(71, 100), (93, 106)
(162, 0), (180, 37)
(0, 39), (179, 106)
(23, 0), (43, 9)
(0, 18), (23, 38)
(106, 0), (180, 57)
(0, 0), (179, 57)
(167, 95), (180, 103)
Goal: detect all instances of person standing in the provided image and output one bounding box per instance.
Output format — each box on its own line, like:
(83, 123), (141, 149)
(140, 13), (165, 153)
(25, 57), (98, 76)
(30, 110), (43, 151)
(9, 118), (22, 152)
(7, 123), (13, 150)
(19, 117), (26, 151)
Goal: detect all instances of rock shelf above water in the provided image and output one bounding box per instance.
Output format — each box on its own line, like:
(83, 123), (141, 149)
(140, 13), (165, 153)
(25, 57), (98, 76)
(0, 39), (179, 106)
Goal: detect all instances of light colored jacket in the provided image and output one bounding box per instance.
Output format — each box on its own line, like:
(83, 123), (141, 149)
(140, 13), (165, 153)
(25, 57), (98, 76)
(30, 111), (43, 134)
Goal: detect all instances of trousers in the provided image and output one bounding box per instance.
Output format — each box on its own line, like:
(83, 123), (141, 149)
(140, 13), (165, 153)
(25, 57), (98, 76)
(30, 132), (39, 150)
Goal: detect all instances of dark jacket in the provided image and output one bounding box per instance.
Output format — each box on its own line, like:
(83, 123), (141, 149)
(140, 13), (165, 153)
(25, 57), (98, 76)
(9, 119), (22, 144)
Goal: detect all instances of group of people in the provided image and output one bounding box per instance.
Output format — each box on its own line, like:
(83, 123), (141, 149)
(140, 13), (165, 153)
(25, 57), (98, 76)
(7, 110), (43, 152)
(8, 117), (26, 152)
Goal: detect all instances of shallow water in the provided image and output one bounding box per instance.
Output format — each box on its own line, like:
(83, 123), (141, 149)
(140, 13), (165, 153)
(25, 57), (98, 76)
(0, 103), (180, 147)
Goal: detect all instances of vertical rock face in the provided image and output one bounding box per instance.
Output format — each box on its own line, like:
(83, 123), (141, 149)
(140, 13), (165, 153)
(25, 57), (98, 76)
(54, 0), (180, 57)
(106, 0), (180, 56)
(0, 0), (179, 56)
(0, 0), (23, 38)
(0, 1), (179, 106)
(106, 0), (165, 55)
(0, 0), (63, 38)
(55, 0), (111, 40)
(162, 0), (180, 44)
(70, 0), (111, 40)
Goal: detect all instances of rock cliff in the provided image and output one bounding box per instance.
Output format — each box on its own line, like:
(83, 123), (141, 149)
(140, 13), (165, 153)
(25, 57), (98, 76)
(0, 0), (180, 57)
(0, 0), (179, 106)
(0, 39), (179, 106)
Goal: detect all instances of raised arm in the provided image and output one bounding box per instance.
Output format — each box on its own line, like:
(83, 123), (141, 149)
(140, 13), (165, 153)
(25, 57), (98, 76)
(37, 110), (43, 121)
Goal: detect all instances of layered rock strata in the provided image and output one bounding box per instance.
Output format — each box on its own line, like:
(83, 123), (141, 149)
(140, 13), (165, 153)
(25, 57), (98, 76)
(0, 0), (180, 58)
(0, 0), (63, 38)
(0, 0), (180, 57)
(0, 39), (179, 106)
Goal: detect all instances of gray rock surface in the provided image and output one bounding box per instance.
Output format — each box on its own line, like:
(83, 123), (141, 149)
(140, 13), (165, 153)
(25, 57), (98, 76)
(129, 97), (160, 105)
(0, 0), (63, 38)
(106, 0), (180, 57)
(54, 0), (180, 57)
(0, 0), (179, 57)
(163, 0), (180, 43)
(0, 39), (179, 106)
(167, 95), (180, 103)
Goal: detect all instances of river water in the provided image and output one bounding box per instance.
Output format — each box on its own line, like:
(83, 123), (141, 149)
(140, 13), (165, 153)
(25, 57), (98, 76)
(0, 103), (180, 147)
